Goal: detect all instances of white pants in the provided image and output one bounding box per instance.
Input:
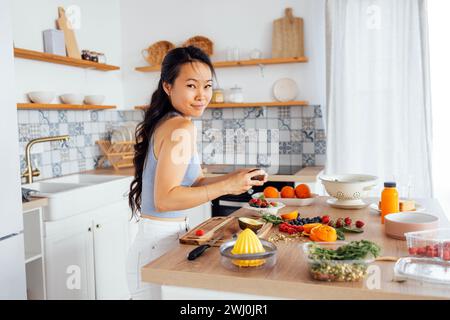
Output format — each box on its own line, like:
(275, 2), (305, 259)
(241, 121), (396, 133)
(126, 217), (189, 300)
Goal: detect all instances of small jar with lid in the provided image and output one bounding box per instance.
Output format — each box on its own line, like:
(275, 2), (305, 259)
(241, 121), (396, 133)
(212, 87), (224, 103)
(228, 85), (244, 103)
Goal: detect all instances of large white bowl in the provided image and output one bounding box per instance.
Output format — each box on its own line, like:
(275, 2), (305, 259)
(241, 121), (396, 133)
(60, 93), (84, 105)
(27, 91), (55, 104)
(84, 95), (105, 105)
(320, 174), (378, 206)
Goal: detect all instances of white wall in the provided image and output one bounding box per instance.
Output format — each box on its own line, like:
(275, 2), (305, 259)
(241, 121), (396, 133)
(120, 0), (326, 110)
(12, 0), (125, 109)
(428, 1), (450, 215)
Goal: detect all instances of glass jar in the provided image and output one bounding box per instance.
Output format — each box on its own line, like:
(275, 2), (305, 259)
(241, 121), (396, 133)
(228, 85), (244, 103)
(212, 88), (224, 103)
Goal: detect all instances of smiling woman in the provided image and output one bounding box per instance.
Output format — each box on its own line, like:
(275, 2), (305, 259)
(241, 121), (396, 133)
(126, 46), (268, 300)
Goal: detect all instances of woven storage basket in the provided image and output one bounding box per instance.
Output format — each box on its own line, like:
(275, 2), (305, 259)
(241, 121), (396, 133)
(142, 40), (175, 66)
(183, 36), (214, 56)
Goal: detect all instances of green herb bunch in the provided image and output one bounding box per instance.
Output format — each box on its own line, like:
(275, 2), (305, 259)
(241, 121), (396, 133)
(308, 240), (381, 261)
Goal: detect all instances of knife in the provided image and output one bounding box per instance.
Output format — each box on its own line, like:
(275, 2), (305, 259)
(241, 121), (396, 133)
(187, 235), (224, 261)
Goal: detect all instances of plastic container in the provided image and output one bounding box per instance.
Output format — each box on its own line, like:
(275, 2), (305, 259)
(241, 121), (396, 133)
(219, 239), (277, 271)
(394, 257), (450, 285)
(302, 242), (376, 282)
(405, 228), (450, 261)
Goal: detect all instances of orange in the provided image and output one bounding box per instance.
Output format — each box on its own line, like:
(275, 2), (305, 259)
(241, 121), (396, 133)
(295, 184), (311, 199)
(263, 186), (279, 198)
(302, 223), (322, 234)
(280, 186), (296, 198)
(280, 210), (298, 220)
(310, 225), (337, 242)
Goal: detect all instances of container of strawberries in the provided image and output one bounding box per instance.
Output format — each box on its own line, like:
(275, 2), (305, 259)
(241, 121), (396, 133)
(405, 228), (450, 261)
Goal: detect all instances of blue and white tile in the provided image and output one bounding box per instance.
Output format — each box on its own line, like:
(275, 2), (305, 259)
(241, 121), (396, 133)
(302, 142), (315, 154)
(291, 142), (302, 154)
(61, 148), (70, 161)
(302, 118), (315, 130)
(267, 108), (279, 119)
(52, 163), (62, 177)
(302, 106), (315, 118)
(279, 155), (291, 166)
(302, 130), (314, 142)
(42, 151), (52, 165)
(18, 124), (29, 142)
(290, 119), (302, 130)
(279, 130), (290, 142)
(290, 130), (302, 141)
(302, 154), (315, 166)
(41, 165), (53, 179)
(258, 129), (268, 142)
(258, 142), (268, 154)
(278, 118), (291, 130)
(244, 119), (256, 129)
(51, 150), (61, 163)
(48, 111), (59, 123)
(17, 110), (29, 123)
(267, 119), (278, 129)
(232, 108), (245, 119)
(29, 111), (39, 123)
(222, 109), (234, 119)
(279, 142), (292, 154)
(315, 154), (326, 166)
(67, 111), (76, 123)
(315, 118), (325, 130)
(38, 111), (50, 124)
(211, 120), (223, 130)
(290, 154), (303, 166)
(315, 141), (326, 155)
(278, 106), (291, 119)
(58, 110), (68, 123)
(314, 105), (323, 118)
(211, 109), (223, 120)
(315, 129), (326, 141)
(291, 107), (302, 118)
(255, 119), (268, 129)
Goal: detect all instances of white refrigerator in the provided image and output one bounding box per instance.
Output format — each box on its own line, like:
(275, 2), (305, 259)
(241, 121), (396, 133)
(0, 0), (27, 299)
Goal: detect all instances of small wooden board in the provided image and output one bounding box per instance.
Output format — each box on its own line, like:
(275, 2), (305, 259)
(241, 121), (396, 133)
(180, 216), (273, 246)
(56, 7), (81, 59)
(272, 8), (304, 58)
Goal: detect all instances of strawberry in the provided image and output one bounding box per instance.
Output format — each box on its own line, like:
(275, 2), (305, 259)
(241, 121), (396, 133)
(355, 220), (365, 228)
(321, 215), (330, 224)
(408, 247), (418, 255)
(344, 217), (352, 226)
(335, 218), (344, 228)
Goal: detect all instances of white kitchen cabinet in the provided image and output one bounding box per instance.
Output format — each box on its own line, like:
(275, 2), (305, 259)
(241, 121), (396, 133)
(44, 216), (95, 300)
(91, 204), (130, 300)
(44, 200), (131, 300)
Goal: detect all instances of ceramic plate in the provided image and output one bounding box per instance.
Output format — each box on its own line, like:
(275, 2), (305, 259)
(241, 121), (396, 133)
(369, 201), (424, 214)
(326, 198), (369, 210)
(273, 78), (298, 102)
(252, 192), (317, 206)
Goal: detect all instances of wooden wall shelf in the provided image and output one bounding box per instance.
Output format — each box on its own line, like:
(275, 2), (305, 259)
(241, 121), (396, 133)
(135, 56), (308, 72)
(135, 100), (309, 110)
(14, 48), (120, 71)
(17, 103), (116, 110)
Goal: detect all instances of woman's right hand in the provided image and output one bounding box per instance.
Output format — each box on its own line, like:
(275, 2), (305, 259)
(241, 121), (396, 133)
(224, 168), (267, 195)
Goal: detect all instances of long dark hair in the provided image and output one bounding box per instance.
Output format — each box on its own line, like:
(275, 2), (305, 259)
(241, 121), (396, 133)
(128, 46), (215, 219)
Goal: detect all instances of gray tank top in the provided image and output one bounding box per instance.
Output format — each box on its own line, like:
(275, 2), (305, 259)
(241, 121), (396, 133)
(141, 113), (201, 218)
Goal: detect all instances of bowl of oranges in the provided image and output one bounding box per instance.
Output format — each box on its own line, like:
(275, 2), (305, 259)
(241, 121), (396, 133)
(252, 184), (317, 206)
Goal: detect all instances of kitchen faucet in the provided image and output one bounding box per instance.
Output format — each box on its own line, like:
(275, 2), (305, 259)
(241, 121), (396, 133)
(21, 135), (69, 184)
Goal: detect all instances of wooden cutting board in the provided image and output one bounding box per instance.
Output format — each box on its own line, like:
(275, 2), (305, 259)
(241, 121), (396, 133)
(180, 216), (273, 246)
(56, 7), (81, 59)
(272, 8), (304, 58)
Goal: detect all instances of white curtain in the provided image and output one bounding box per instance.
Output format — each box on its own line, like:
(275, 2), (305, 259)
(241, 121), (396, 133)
(325, 0), (433, 198)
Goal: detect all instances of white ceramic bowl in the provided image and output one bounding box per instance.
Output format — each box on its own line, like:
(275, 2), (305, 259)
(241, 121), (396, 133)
(84, 95), (105, 105)
(385, 212), (439, 240)
(60, 93), (84, 105)
(243, 202), (285, 215)
(320, 174), (378, 205)
(27, 91), (55, 104)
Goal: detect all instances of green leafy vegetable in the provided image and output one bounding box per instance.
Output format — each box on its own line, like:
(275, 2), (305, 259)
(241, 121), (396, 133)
(308, 240), (381, 261)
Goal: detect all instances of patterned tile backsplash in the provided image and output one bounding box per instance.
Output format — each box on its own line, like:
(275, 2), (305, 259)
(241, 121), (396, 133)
(17, 105), (326, 181)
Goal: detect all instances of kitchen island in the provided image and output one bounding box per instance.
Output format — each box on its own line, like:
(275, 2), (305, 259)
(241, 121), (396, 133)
(141, 197), (450, 300)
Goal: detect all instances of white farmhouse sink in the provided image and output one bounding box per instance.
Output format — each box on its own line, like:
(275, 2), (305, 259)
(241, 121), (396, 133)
(23, 174), (133, 221)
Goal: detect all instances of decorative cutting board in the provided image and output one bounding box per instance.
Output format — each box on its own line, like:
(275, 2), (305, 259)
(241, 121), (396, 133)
(180, 216), (273, 246)
(56, 7), (81, 59)
(272, 8), (304, 58)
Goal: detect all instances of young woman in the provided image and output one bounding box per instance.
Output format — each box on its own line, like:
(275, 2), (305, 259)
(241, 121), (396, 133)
(127, 46), (268, 300)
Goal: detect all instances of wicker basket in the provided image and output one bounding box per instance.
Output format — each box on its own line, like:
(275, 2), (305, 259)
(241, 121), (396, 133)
(183, 36), (214, 56)
(141, 40), (175, 66)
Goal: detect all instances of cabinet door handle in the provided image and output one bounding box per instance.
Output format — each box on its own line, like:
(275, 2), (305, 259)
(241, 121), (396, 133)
(88, 227), (92, 232)
(96, 224), (101, 229)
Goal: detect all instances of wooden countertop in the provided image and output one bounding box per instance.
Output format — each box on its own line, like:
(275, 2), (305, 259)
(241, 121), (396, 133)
(85, 165), (324, 182)
(141, 197), (450, 299)
(22, 197), (48, 212)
